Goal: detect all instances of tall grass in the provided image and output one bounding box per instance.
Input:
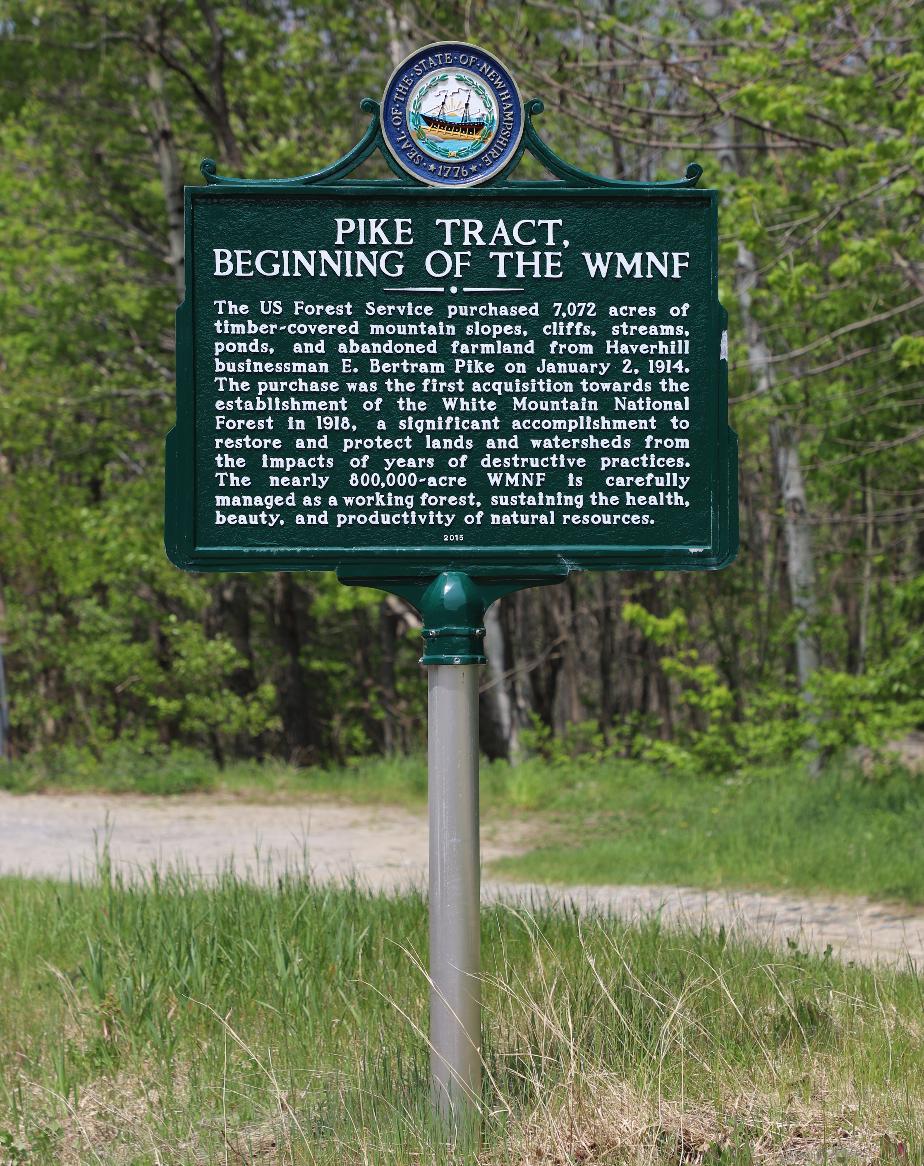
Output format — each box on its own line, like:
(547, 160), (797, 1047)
(1, 864), (920, 1163)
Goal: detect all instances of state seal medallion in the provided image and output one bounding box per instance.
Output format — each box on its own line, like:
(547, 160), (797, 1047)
(381, 42), (523, 187)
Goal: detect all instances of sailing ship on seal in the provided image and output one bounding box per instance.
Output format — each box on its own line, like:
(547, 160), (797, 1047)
(420, 88), (486, 140)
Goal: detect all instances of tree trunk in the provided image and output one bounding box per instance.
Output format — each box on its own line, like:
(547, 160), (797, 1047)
(507, 592), (539, 748)
(598, 574), (617, 743)
(737, 244), (821, 691)
(385, 5), (413, 68)
(269, 574), (319, 764)
(703, 0), (821, 699)
(479, 600), (521, 762)
(858, 471), (875, 674)
(206, 578), (262, 758)
(144, 42), (186, 302)
(379, 599), (401, 755)
(195, 0), (245, 171)
(0, 577), (9, 759)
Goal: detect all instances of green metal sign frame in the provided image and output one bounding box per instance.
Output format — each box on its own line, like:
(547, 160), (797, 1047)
(166, 97), (737, 611)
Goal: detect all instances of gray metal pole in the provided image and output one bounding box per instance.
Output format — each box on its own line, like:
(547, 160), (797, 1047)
(428, 662), (481, 1128)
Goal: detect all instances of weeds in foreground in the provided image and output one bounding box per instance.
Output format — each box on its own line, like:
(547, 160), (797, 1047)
(0, 866), (920, 1163)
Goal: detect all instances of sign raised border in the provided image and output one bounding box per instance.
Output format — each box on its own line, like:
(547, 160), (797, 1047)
(166, 99), (737, 580)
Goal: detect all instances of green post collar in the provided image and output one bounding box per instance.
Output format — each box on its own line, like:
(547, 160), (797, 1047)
(337, 569), (567, 666)
(418, 572), (488, 665)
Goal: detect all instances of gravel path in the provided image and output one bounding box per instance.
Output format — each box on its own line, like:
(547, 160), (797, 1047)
(2, 791), (922, 968)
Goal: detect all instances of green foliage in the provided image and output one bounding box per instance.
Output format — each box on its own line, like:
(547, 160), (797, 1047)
(809, 668), (924, 755)
(5, 588), (279, 755)
(520, 714), (613, 770)
(612, 599), (924, 776)
(0, 0), (418, 766)
(621, 602), (740, 773)
(147, 620), (279, 741)
(0, 743), (219, 795)
(0, 744), (429, 800)
(0, 1), (922, 770)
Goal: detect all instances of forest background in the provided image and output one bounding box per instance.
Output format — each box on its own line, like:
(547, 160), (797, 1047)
(1, 0), (922, 778)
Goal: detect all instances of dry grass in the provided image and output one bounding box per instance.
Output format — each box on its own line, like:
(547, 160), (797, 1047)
(19, 1065), (906, 1165)
(491, 1072), (895, 1164)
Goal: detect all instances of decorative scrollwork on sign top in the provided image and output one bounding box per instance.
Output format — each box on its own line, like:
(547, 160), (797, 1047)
(199, 97), (702, 189)
(510, 100), (702, 189)
(200, 99), (398, 187)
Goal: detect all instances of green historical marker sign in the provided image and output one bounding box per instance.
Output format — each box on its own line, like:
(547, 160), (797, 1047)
(166, 71), (736, 582)
(165, 41), (739, 1132)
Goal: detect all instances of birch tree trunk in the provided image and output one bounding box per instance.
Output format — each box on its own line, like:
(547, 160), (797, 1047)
(736, 246), (821, 691)
(143, 34), (185, 302)
(702, 27), (822, 697)
(385, 6), (412, 68)
(479, 602), (522, 762)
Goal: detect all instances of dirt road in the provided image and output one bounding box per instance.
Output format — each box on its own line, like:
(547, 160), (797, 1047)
(2, 791), (922, 967)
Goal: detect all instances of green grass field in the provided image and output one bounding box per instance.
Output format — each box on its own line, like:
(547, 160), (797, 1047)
(4, 746), (924, 905)
(485, 756), (924, 905)
(1, 866), (921, 1164)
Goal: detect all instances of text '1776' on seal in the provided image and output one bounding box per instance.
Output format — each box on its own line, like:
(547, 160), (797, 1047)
(381, 42), (523, 188)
